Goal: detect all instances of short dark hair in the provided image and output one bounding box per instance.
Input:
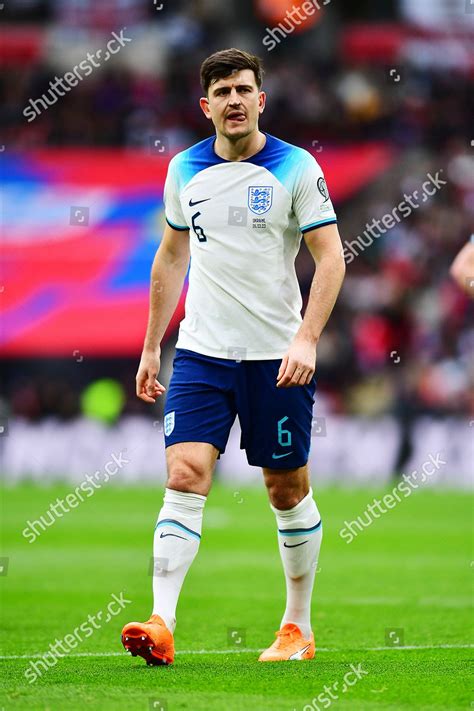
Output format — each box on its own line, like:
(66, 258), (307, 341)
(200, 48), (264, 95)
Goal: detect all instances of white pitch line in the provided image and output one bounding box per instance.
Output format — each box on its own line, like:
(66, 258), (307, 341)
(0, 643), (472, 660)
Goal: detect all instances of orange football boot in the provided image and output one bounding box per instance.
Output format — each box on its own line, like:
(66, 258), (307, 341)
(121, 614), (174, 666)
(258, 623), (315, 662)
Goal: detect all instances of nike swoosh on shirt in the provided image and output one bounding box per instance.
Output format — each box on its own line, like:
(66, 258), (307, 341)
(283, 540), (308, 548)
(188, 198), (211, 207)
(271, 451), (293, 460)
(289, 643), (311, 660)
(159, 531), (187, 540)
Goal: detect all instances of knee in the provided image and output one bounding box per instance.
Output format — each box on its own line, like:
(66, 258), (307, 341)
(266, 481), (309, 510)
(167, 457), (209, 495)
(264, 465), (310, 510)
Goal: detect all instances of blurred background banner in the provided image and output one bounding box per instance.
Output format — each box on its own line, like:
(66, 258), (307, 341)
(0, 0), (472, 485)
(0, 142), (393, 355)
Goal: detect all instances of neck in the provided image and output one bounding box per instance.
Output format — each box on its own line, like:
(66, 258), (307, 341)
(214, 129), (266, 162)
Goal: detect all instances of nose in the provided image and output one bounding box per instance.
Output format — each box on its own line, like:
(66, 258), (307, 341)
(228, 88), (241, 105)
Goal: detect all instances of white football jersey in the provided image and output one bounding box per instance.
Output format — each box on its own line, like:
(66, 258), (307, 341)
(164, 132), (337, 360)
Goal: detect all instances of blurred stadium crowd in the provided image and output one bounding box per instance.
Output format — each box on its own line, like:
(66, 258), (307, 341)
(2, 1), (473, 150)
(1, 0), (473, 432)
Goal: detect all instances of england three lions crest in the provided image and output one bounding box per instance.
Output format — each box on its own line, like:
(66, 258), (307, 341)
(248, 186), (273, 215)
(164, 411), (175, 436)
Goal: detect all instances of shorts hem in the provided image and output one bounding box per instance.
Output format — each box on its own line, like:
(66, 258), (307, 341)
(165, 438), (226, 456)
(247, 457), (309, 470)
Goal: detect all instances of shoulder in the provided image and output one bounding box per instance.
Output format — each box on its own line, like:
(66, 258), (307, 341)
(258, 134), (320, 190)
(264, 133), (313, 161)
(168, 137), (218, 189)
(171, 135), (216, 165)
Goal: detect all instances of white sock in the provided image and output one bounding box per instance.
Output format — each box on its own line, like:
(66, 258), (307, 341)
(152, 488), (206, 632)
(271, 488), (322, 639)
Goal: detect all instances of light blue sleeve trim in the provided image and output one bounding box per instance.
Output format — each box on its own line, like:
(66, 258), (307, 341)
(300, 218), (337, 234)
(166, 217), (189, 231)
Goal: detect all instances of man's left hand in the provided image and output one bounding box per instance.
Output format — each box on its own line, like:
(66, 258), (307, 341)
(276, 337), (317, 388)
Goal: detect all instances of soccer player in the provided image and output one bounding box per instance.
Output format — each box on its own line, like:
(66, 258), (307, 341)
(121, 48), (345, 665)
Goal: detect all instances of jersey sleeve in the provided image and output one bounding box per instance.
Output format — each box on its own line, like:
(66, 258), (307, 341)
(292, 152), (337, 234)
(163, 157), (189, 231)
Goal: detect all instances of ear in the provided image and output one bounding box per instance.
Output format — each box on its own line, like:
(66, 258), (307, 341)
(199, 96), (212, 120)
(258, 91), (266, 115)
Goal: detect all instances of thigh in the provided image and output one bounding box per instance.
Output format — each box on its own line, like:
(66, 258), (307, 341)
(164, 348), (237, 456)
(236, 359), (316, 470)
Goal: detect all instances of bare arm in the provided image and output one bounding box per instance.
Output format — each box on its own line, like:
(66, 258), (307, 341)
(277, 223), (346, 388)
(136, 223), (190, 403)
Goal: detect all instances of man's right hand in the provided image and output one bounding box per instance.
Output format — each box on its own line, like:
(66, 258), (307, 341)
(136, 349), (166, 403)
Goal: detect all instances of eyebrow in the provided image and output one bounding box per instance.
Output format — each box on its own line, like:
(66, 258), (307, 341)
(212, 84), (254, 95)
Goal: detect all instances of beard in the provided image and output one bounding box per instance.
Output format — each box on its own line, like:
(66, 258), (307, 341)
(220, 122), (254, 142)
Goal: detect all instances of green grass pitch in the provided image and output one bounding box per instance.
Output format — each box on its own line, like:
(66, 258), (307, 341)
(1, 482), (472, 710)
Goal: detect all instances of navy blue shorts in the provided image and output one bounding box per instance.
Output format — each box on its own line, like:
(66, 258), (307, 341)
(163, 348), (316, 469)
